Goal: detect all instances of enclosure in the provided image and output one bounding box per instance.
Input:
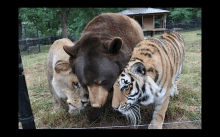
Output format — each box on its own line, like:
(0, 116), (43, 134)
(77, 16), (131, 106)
(19, 29), (201, 129)
(118, 8), (169, 37)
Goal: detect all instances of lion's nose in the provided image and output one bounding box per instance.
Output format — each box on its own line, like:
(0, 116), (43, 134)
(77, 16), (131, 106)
(112, 104), (119, 110)
(91, 103), (101, 108)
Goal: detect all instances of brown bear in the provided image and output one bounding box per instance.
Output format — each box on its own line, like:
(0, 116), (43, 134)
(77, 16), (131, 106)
(63, 13), (144, 121)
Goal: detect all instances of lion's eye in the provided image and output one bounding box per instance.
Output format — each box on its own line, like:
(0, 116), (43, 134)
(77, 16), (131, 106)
(72, 82), (79, 88)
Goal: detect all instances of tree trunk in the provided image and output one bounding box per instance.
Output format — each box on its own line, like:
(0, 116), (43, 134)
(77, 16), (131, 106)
(61, 8), (67, 38)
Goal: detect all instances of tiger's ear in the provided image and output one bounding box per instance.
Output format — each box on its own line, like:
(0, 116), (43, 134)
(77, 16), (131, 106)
(55, 60), (71, 75)
(131, 62), (146, 75)
(63, 45), (77, 58)
(108, 37), (122, 54)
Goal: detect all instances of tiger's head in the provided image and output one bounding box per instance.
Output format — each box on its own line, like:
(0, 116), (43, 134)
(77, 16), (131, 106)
(112, 61), (160, 125)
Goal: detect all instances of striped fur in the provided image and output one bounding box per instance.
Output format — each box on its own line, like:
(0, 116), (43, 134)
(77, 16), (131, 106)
(112, 31), (185, 129)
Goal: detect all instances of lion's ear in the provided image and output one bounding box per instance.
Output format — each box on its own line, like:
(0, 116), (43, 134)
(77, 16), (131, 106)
(63, 45), (77, 58)
(108, 37), (122, 54)
(55, 60), (71, 75)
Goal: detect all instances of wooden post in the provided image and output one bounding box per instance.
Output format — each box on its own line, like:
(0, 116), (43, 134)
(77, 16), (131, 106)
(61, 8), (68, 38)
(37, 44), (41, 53)
(26, 39), (30, 54)
(151, 31), (155, 37)
(164, 14), (167, 28)
(19, 20), (22, 40)
(153, 15), (155, 29)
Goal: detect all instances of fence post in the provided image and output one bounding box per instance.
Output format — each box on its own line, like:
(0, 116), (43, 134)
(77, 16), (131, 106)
(19, 20), (22, 40)
(26, 39), (30, 55)
(24, 24), (27, 39)
(37, 44), (41, 53)
(18, 46), (36, 129)
(187, 21), (190, 30)
(172, 20), (175, 29)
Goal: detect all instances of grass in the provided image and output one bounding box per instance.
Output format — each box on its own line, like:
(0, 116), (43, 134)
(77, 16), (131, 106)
(19, 29), (201, 129)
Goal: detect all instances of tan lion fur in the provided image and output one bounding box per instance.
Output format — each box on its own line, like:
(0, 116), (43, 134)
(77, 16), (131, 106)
(46, 38), (88, 114)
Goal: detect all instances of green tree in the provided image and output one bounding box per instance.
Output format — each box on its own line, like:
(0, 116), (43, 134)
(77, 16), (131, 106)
(168, 8), (201, 23)
(19, 8), (201, 40)
(68, 8), (127, 39)
(19, 8), (127, 40)
(19, 8), (61, 37)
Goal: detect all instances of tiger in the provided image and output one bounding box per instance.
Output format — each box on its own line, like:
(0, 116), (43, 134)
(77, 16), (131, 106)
(112, 31), (185, 129)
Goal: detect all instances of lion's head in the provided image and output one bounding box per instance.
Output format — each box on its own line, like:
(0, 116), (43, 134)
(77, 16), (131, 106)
(48, 39), (90, 114)
(52, 60), (89, 114)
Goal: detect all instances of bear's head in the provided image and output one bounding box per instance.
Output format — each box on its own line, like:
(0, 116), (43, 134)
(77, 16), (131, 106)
(63, 32), (127, 108)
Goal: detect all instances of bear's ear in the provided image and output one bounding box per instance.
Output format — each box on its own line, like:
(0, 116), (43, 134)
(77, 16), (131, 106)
(131, 62), (146, 76)
(63, 45), (77, 58)
(108, 37), (122, 54)
(55, 60), (71, 75)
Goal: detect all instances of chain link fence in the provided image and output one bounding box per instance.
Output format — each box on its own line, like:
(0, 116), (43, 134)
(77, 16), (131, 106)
(166, 18), (201, 30)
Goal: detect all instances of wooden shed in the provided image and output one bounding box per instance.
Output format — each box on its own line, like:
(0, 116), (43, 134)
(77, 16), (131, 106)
(118, 8), (170, 37)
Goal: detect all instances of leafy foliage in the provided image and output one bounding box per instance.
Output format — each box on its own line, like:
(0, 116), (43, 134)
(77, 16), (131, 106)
(168, 8), (201, 23)
(19, 8), (201, 39)
(67, 8), (127, 39)
(19, 8), (61, 37)
(19, 8), (127, 39)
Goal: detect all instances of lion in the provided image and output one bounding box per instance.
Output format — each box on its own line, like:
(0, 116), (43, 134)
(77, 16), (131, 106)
(46, 38), (89, 114)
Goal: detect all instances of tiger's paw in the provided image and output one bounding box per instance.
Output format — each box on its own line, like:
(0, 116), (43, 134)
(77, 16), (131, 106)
(147, 76), (160, 96)
(170, 88), (179, 97)
(174, 89), (179, 96)
(148, 123), (162, 129)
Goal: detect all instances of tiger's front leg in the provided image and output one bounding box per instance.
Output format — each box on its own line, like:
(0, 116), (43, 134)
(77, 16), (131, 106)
(148, 95), (170, 129)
